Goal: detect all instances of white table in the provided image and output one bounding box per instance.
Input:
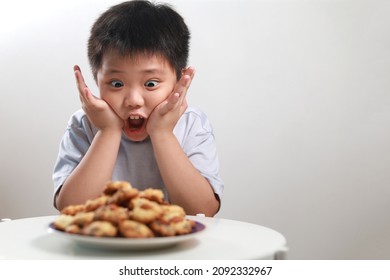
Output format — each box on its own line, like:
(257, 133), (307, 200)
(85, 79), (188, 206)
(0, 215), (287, 260)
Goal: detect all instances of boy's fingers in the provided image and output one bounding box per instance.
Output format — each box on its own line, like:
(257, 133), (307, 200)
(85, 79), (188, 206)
(181, 66), (195, 80)
(158, 67), (194, 116)
(82, 87), (94, 104)
(73, 65), (95, 106)
(176, 67), (195, 102)
(74, 65), (86, 89)
(180, 66), (195, 87)
(180, 98), (188, 115)
(74, 65), (86, 88)
(159, 93), (180, 115)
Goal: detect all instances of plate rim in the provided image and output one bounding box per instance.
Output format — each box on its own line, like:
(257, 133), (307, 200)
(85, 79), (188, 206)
(47, 220), (206, 249)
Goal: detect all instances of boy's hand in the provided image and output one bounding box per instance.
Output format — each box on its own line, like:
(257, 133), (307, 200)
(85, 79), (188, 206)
(74, 65), (123, 132)
(146, 67), (195, 138)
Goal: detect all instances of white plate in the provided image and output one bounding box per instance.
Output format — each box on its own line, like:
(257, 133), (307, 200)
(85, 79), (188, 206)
(48, 221), (206, 250)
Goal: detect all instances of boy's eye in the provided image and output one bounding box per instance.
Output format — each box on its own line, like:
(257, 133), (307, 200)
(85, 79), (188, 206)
(144, 80), (159, 88)
(111, 80), (124, 88)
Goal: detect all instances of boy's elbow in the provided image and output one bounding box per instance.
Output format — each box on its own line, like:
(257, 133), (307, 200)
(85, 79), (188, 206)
(207, 198), (220, 217)
(55, 193), (64, 211)
(54, 189), (69, 212)
(54, 191), (61, 211)
(192, 196), (220, 217)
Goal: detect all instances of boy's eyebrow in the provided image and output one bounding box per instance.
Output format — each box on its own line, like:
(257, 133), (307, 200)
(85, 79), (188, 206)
(106, 69), (126, 74)
(143, 67), (163, 73)
(105, 67), (164, 75)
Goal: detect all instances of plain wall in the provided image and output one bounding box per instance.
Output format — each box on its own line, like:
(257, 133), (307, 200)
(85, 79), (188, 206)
(1, 0), (389, 259)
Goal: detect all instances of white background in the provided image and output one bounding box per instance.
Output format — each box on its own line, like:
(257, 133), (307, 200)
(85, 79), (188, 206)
(1, 0), (389, 259)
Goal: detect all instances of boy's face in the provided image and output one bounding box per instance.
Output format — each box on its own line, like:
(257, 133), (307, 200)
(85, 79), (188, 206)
(96, 50), (177, 142)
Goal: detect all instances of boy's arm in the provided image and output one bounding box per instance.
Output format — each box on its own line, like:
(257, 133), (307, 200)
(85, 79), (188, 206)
(55, 66), (123, 210)
(151, 133), (220, 216)
(147, 67), (220, 216)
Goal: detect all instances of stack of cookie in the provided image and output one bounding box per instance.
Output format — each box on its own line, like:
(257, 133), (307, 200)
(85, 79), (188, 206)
(53, 181), (195, 238)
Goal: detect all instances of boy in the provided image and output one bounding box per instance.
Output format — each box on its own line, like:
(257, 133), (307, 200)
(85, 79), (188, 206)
(53, 0), (223, 216)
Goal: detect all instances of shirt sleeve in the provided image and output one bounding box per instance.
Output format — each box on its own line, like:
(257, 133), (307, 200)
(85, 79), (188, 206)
(52, 110), (96, 199)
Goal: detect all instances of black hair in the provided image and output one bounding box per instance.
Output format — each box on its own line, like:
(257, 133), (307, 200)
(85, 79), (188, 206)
(88, 0), (190, 80)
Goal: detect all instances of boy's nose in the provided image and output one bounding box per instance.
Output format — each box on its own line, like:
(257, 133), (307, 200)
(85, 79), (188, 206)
(124, 90), (144, 108)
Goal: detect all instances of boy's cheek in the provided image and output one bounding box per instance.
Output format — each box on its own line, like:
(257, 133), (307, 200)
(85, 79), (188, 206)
(101, 96), (121, 114)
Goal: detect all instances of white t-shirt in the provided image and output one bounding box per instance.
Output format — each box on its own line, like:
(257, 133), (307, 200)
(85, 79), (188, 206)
(53, 107), (224, 204)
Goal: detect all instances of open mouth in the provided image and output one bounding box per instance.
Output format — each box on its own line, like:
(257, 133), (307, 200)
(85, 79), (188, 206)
(127, 115), (145, 130)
